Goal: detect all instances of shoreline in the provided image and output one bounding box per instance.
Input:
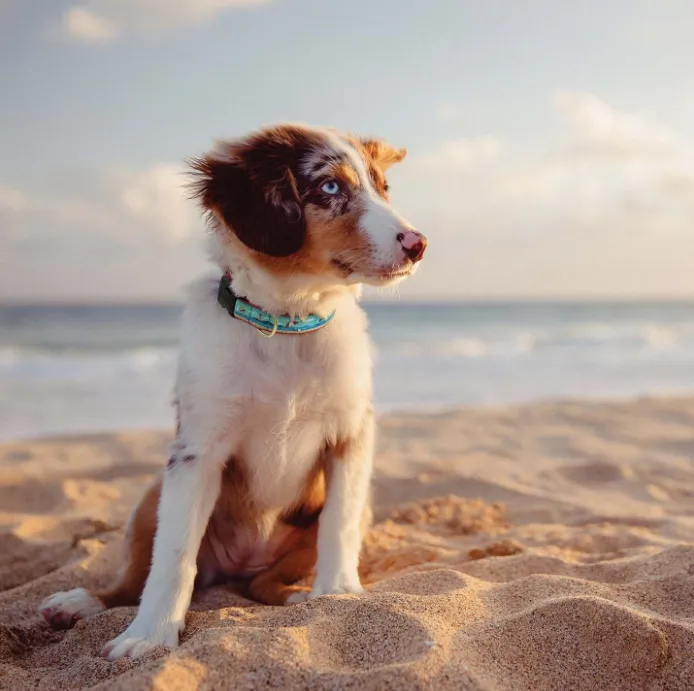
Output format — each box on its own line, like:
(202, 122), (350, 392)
(4, 390), (694, 445)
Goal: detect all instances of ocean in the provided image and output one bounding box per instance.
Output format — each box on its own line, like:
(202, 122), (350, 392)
(2, 301), (694, 441)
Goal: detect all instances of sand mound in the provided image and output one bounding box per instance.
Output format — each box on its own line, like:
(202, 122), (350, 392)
(1, 397), (694, 690)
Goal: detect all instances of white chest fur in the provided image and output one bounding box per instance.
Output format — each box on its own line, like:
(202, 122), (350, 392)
(175, 276), (373, 511)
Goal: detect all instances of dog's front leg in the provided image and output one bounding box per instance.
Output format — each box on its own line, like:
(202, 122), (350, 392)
(103, 447), (223, 660)
(290, 414), (374, 602)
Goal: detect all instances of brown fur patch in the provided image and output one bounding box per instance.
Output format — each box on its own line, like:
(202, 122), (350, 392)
(95, 479), (160, 609)
(247, 524), (317, 605)
(367, 163), (389, 200)
(204, 456), (258, 531)
(332, 162), (360, 189)
(280, 460), (326, 528)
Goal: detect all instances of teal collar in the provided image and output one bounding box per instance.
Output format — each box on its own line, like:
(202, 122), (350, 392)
(217, 273), (335, 336)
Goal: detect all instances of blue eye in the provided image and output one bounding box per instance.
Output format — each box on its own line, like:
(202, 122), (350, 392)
(321, 179), (340, 195)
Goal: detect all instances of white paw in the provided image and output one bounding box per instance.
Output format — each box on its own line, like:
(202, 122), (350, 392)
(286, 578), (364, 604)
(39, 588), (105, 630)
(102, 620), (180, 661)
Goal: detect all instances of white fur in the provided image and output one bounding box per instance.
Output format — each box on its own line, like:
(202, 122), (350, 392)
(39, 588), (105, 626)
(359, 196), (418, 273)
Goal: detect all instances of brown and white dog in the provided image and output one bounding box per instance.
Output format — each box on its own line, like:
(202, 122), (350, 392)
(38, 124), (426, 660)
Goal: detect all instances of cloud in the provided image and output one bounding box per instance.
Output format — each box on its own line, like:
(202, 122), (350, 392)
(2, 163), (200, 250)
(552, 90), (676, 159)
(120, 164), (197, 242)
(0, 185), (27, 215)
(59, 0), (271, 43)
(62, 7), (118, 44)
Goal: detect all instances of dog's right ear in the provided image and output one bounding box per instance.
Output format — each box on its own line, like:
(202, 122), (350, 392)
(359, 138), (407, 172)
(188, 132), (306, 257)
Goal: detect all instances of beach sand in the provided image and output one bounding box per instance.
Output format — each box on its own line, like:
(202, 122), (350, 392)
(1, 396), (693, 690)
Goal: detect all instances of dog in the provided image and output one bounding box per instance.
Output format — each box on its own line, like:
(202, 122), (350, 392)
(38, 123), (427, 660)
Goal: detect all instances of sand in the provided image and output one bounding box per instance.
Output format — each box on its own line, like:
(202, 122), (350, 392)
(1, 396), (694, 690)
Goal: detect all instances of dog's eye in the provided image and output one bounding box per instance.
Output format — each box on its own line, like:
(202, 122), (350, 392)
(383, 182), (390, 193)
(321, 179), (340, 195)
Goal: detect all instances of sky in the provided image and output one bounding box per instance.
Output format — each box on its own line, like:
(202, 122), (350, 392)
(1, 0), (694, 302)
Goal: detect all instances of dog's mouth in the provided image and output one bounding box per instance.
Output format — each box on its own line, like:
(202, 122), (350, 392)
(331, 257), (414, 284)
(380, 266), (413, 280)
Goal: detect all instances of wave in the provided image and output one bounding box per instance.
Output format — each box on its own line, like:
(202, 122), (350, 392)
(0, 346), (178, 381)
(533, 324), (682, 350)
(385, 324), (691, 360)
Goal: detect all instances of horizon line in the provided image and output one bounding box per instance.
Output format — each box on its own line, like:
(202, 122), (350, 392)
(2, 295), (694, 308)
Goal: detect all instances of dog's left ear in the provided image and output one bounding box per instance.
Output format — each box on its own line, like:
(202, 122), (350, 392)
(360, 138), (407, 172)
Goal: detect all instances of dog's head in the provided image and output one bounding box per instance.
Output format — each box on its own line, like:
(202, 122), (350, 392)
(189, 124), (426, 288)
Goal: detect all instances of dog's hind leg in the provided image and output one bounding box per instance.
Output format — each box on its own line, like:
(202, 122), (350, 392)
(39, 479), (160, 630)
(248, 523), (318, 606)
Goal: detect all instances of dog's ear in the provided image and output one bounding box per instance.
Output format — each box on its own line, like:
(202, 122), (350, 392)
(189, 130), (306, 257)
(359, 138), (407, 172)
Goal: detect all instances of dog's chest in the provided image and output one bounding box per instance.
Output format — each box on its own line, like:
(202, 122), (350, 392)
(239, 399), (330, 509)
(232, 338), (366, 510)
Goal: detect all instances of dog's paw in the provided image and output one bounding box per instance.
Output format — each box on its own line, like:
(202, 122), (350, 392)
(39, 588), (105, 630)
(286, 579), (364, 604)
(102, 621), (179, 661)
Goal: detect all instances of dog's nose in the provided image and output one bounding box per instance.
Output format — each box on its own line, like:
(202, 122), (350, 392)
(397, 230), (427, 263)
